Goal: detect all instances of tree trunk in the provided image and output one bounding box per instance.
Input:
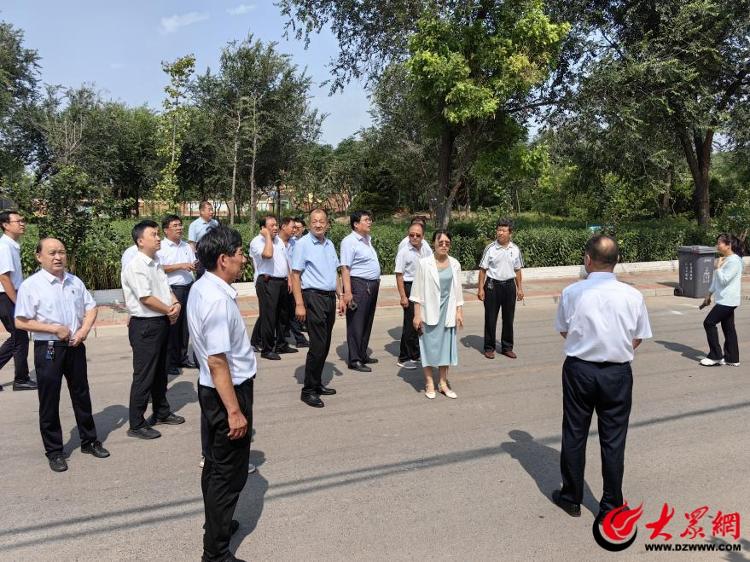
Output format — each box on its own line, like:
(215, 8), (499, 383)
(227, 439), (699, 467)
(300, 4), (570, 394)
(436, 125), (455, 230)
(229, 108), (242, 225)
(249, 99), (258, 233)
(678, 127), (713, 227)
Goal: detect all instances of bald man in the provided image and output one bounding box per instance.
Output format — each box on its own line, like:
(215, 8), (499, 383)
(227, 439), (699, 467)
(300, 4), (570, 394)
(15, 238), (110, 473)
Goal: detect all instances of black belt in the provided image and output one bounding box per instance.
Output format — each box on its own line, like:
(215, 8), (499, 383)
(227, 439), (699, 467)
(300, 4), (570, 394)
(259, 275), (287, 282)
(351, 276), (380, 283)
(488, 277), (515, 284)
(34, 340), (70, 347)
(404, 280), (413, 285)
(568, 356), (628, 367)
(199, 378), (253, 391)
(130, 316), (168, 321)
(303, 288), (336, 296)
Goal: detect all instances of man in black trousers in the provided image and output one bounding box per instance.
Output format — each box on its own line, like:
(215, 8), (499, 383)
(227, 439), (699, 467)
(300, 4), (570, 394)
(0, 210), (35, 390)
(552, 235), (652, 521)
(121, 220), (185, 439)
(15, 238), (110, 472)
(187, 225), (255, 562)
(478, 218), (524, 359)
(340, 210), (381, 372)
(291, 209), (343, 408)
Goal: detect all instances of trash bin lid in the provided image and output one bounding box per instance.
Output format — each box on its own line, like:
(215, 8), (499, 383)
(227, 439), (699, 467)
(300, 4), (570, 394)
(678, 245), (716, 254)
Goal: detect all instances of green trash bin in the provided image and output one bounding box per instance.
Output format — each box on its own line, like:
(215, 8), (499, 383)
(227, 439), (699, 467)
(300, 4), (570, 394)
(675, 245), (716, 298)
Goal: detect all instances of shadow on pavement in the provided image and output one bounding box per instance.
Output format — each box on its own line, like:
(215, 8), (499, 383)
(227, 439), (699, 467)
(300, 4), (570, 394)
(231, 450), (268, 555)
(293, 363), (343, 387)
(460, 335), (484, 353)
(397, 366), (423, 393)
(653, 340), (705, 361)
(167, 380), (199, 414)
(500, 429), (599, 517)
(63, 404), (129, 451)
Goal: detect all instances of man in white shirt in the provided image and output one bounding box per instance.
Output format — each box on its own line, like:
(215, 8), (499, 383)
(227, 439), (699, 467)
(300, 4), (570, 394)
(0, 210), (35, 390)
(187, 225), (255, 562)
(552, 235), (652, 522)
(188, 201), (219, 279)
(396, 216), (428, 252)
(157, 214), (198, 375)
(478, 218), (525, 359)
(249, 215), (297, 360)
(394, 221), (432, 369)
(278, 216), (308, 348)
(121, 220), (184, 440)
(15, 238), (110, 472)
(121, 244), (139, 271)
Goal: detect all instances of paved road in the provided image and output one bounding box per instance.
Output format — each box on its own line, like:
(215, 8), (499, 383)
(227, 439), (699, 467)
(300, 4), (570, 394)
(0, 296), (747, 561)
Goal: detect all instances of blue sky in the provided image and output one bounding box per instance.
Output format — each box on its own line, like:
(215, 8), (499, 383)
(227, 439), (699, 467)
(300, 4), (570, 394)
(0, 1), (373, 146)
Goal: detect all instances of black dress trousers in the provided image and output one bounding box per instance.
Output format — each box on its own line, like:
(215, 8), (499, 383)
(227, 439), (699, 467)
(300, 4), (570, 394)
(0, 292), (30, 381)
(199, 379), (253, 562)
(167, 283), (192, 369)
(559, 356), (633, 514)
(301, 290), (336, 395)
(251, 276), (287, 353)
(346, 277), (380, 365)
(398, 281), (420, 362)
(483, 278), (516, 353)
(35, 341), (97, 457)
(703, 304), (739, 363)
(128, 316), (172, 429)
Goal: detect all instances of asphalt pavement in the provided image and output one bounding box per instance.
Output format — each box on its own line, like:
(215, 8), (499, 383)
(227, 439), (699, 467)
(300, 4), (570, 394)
(0, 293), (748, 561)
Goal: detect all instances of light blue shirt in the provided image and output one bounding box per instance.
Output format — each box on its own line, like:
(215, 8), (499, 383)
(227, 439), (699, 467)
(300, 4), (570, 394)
(188, 218), (219, 244)
(291, 233), (340, 291)
(339, 231), (381, 280)
(709, 254), (743, 307)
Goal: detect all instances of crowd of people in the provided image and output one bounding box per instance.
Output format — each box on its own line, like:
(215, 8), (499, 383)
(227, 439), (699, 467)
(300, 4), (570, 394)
(0, 204), (744, 562)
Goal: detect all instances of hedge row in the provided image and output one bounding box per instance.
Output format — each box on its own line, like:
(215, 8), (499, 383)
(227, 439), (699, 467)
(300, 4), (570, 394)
(18, 219), (717, 290)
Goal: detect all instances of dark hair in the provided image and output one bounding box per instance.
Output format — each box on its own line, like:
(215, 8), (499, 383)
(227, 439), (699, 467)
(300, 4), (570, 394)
(281, 216), (295, 227)
(0, 210), (20, 232)
(161, 214), (182, 231)
(295, 217), (306, 227)
(432, 229), (452, 244)
(350, 210), (373, 230)
(718, 233), (744, 257)
(35, 237), (64, 254)
(197, 225), (243, 271)
(585, 234), (619, 266)
(410, 216), (427, 226)
(408, 222), (425, 233)
(496, 218), (514, 231)
(258, 214), (276, 229)
(132, 220), (159, 245)
(199, 200), (212, 211)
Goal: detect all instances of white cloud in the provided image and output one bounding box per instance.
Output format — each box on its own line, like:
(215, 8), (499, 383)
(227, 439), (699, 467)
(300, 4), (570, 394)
(227, 4), (255, 16)
(159, 11), (209, 34)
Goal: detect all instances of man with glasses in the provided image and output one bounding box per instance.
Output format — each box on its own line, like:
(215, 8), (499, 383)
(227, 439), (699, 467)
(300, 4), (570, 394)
(340, 210), (381, 372)
(394, 222), (432, 369)
(0, 210), (35, 391)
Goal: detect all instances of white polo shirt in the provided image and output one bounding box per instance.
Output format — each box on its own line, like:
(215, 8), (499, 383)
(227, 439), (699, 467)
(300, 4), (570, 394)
(394, 241), (433, 282)
(249, 234), (289, 280)
(187, 272), (256, 388)
(15, 269), (96, 341)
(479, 241), (523, 281)
(156, 238), (196, 286)
(555, 272), (652, 363)
(0, 234), (24, 291)
(121, 251), (173, 317)
(121, 245), (138, 271)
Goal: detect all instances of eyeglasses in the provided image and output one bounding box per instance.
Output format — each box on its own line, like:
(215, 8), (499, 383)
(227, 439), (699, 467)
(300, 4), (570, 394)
(437, 240), (451, 247)
(9, 219), (26, 224)
(408, 233), (423, 238)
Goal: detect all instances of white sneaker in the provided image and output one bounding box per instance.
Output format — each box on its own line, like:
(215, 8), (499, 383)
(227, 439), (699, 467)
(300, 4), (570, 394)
(248, 463), (257, 474)
(397, 360), (418, 370)
(724, 361), (740, 367)
(699, 357), (723, 366)
(199, 457), (205, 468)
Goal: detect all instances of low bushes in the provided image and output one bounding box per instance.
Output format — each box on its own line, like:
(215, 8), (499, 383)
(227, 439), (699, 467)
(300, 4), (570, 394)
(17, 217), (718, 290)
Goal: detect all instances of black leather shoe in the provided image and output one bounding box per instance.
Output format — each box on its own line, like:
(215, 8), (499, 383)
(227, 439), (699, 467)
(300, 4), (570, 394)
(13, 379), (37, 391)
(127, 426), (162, 440)
(276, 346), (299, 354)
(363, 357), (379, 364)
(81, 441), (110, 458)
(301, 394), (324, 408)
(149, 413), (185, 425)
(295, 341), (309, 348)
(48, 453), (68, 472)
(166, 367), (181, 376)
(348, 361), (372, 372)
(552, 489), (581, 517)
(261, 351), (281, 360)
(317, 386), (337, 395)
(181, 361), (198, 369)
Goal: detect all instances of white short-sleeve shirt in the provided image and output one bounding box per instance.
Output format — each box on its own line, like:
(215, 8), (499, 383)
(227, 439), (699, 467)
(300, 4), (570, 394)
(248, 235), (289, 280)
(121, 245), (138, 271)
(156, 238), (196, 286)
(555, 272), (652, 363)
(0, 234), (24, 291)
(121, 251), (173, 317)
(15, 269), (96, 341)
(394, 241), (433, 282)
(479, 241), (523, 281)
(187, 272), (256, 387)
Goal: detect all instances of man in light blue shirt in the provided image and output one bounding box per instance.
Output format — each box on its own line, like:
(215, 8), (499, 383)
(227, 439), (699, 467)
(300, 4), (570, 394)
(340, 210), (381, 372)
(290, 209), (342, 408)
(188, 201), (219, 278)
